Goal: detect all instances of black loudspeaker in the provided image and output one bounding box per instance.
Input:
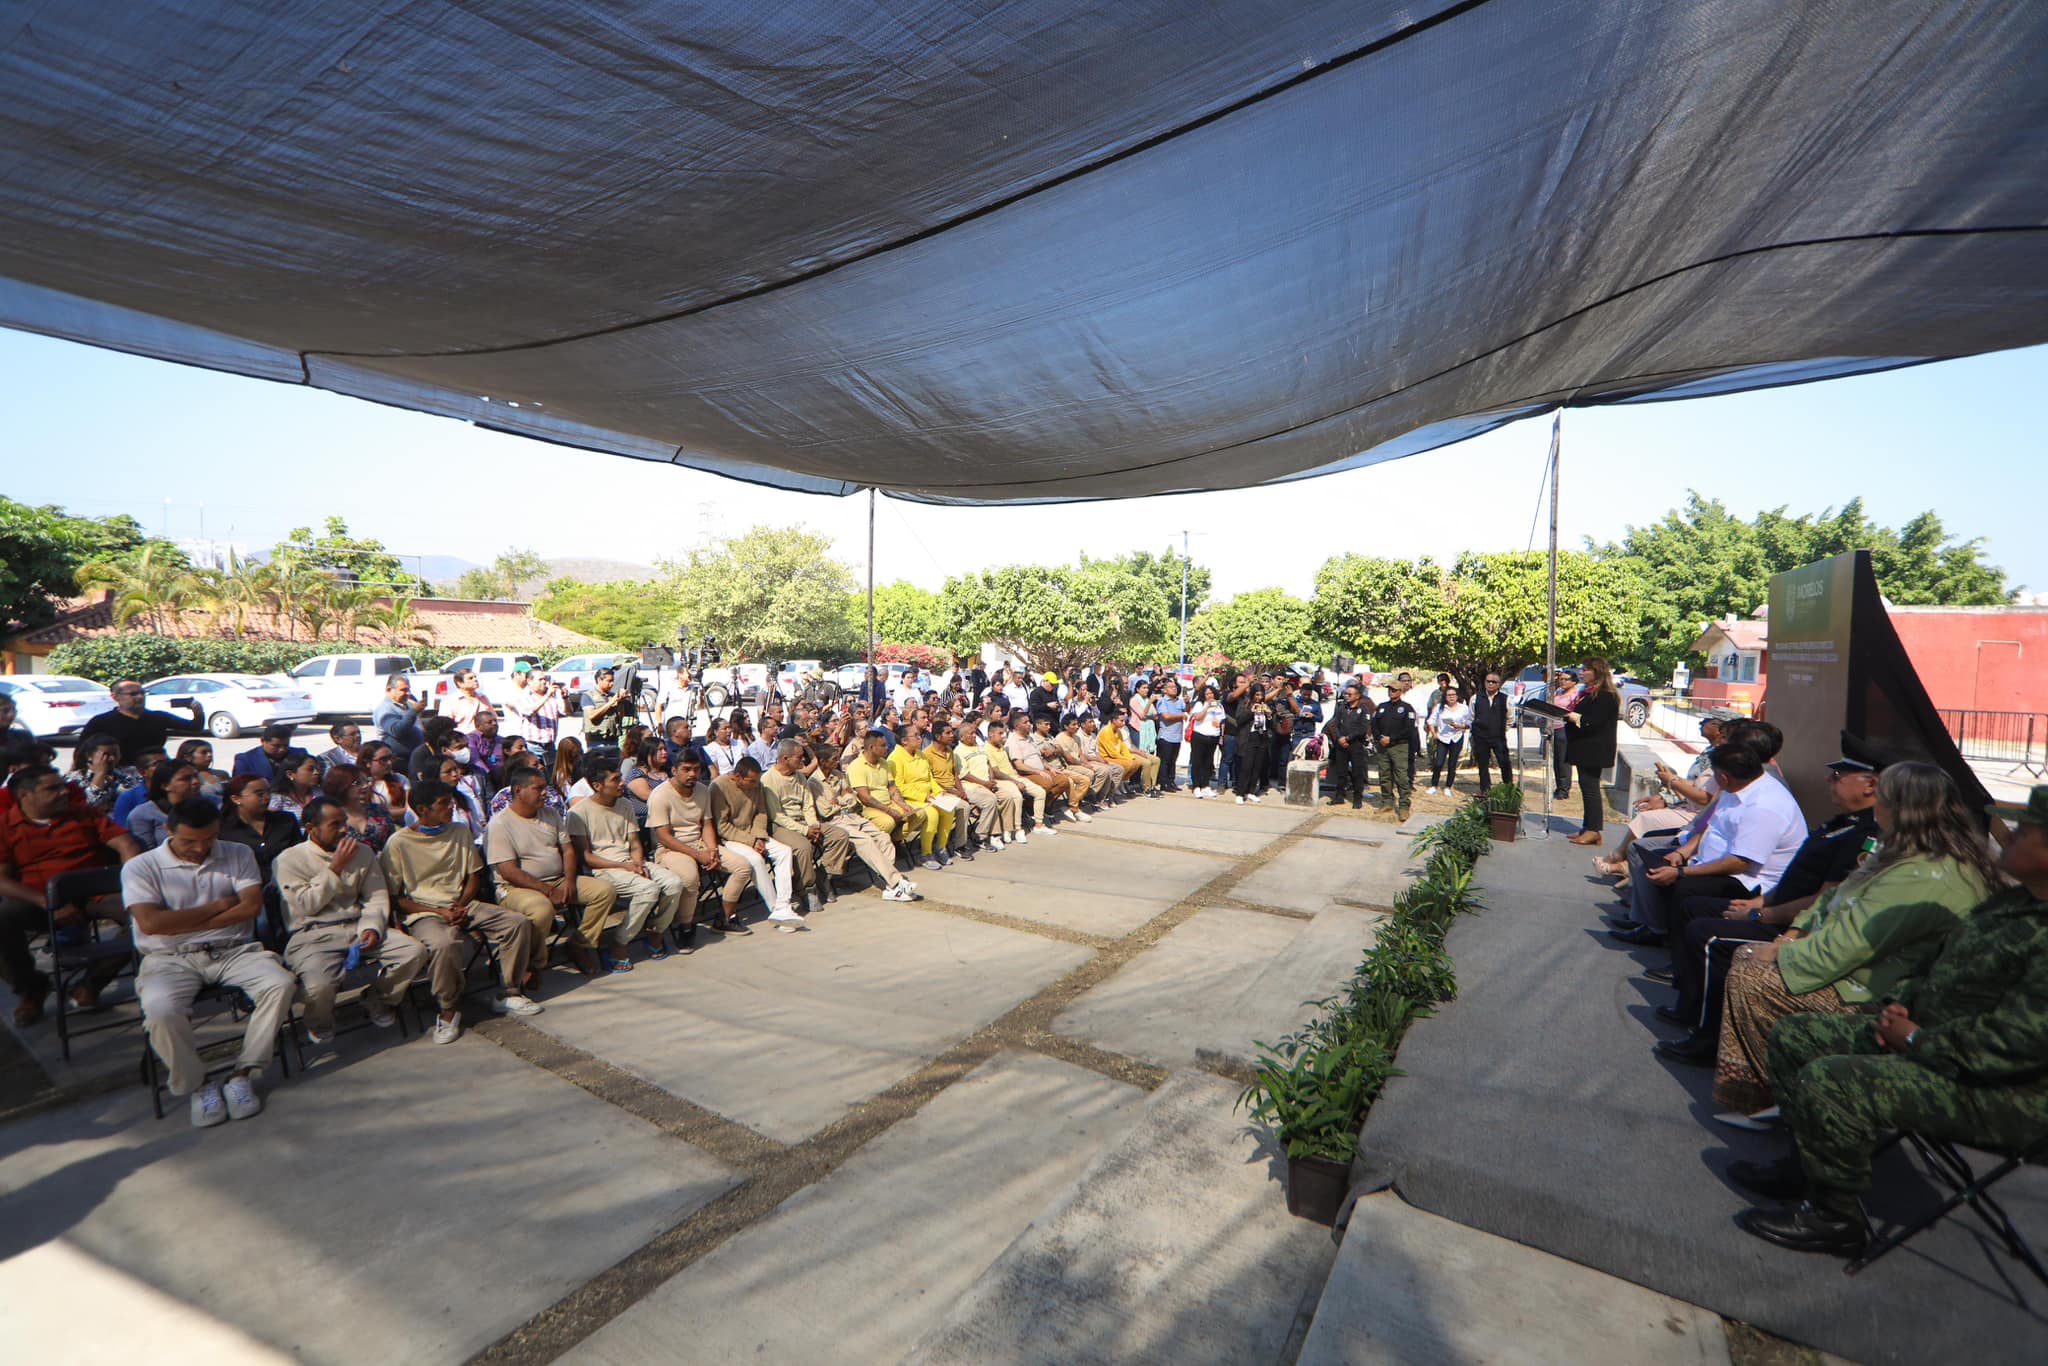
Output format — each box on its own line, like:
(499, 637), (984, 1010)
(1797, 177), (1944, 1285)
(640, 646), (673, 668)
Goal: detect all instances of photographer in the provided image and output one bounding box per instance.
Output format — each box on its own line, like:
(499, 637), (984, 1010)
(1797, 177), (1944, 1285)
(581, 666), (634, 750)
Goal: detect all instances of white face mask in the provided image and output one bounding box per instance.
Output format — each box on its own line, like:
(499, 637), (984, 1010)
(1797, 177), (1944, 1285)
(450, 746), (472, 765)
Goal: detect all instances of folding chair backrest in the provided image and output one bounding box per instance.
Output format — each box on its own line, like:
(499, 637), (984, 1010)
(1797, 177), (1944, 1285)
(45, 866), (124, 914)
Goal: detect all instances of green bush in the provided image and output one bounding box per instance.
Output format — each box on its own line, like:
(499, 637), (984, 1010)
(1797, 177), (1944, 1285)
(42, 633), (580, 684)
(1486, 780), (1524, 815)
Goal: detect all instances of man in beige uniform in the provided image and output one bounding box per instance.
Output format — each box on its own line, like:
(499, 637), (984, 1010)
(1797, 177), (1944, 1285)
(381, 779), (539, 1044)
(708, 758), (806, 932)
(486, 769), (618, 975)
(952, 716), (1024, 848)
(570, 754), (683, 966)
(762, 739), (851, 912)
(274, 796), (428, 1043)
(811, 743), (921, 901)
(646, 753), (721, 945)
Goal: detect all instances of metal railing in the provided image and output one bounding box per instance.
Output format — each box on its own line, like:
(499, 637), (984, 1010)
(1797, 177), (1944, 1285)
(1937, 709), (2046, 775)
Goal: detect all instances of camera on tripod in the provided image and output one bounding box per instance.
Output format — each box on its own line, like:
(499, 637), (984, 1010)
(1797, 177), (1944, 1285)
(639, 628), (721, 671)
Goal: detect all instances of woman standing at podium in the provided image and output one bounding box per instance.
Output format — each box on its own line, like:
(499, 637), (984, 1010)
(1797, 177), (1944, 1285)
(1565, 658), (1621, 847)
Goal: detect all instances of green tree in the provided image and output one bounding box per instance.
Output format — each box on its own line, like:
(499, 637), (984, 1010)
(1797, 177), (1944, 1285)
(847, 580), (948, 649)
(939, 560), (1170, 676)
(450, 548), (550, 601)
(1312, 551), (1650, 691)
(1198, 588), (1330, 668)
(660, 525), (858, 660)
(271, 516), (428, 595)
(534, 578), (685, 648)
(1082, 547), (1212, 652)
(0, 498), (148, 632)
(1595, 492), (2014, 675)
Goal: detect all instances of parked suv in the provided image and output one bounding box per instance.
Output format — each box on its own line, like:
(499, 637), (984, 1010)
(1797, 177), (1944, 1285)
(289, 653), (418, 719)
(1509, 665), (1652, 729)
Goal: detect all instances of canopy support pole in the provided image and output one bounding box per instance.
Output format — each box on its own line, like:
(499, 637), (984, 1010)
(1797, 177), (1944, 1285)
(868, 489), (876, 671)
(1533, 412), (1561, 840)
(1179, 529), (1190, 669)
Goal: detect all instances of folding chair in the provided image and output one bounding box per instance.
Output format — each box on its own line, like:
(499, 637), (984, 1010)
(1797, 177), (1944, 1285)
(1848, 1130), (2048, 1286)
(43, 867), (136, 1062)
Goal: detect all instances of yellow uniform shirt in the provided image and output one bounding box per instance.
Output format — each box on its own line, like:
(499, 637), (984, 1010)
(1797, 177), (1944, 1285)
(1096, 726), (1135, 763)
(888, 746), (941, 803)
(985, 739), (1025, 781)
(925, 745), (961, 790)
(847, 757), (895, 809)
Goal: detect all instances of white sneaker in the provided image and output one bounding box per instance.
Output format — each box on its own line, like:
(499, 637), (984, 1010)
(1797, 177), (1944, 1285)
(1426, 785), (1438, 795)
(1035, 824), (1055, 836)
(1073, 810), (1093, 822)
(433, 1013), (462, 1045)
(1010, 832), (1027, 846)
(189, 1084), (228, 1129)
(305, 1025), (335, 1046)
(221, 1073), (262, 1121)
(775, 919), (810, 933)
(882, 882), (918, 902)
(1234, 795), (1246, 805)
(988, 834), (1005, 850)
(367, 999), (397, 1029)
(1248, 794), (1262, 803)
(493, 993), (544, 1017)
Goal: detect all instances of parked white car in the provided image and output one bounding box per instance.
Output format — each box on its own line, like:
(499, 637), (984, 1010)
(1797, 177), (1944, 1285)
(0, 674), (117, 739)
(409, 652), (544, 713)
(774, 659), (825, 699)
(288, 652), (418, 719)
(142, 673), (316, 739)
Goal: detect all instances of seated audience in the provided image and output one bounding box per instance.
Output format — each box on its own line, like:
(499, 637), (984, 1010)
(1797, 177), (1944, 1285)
(645, 752), (725, 943)
(381, 779), (541, 1042)
(570, 755), (684, 968)
(69, 735), (139, 814)
(177, 740), (229, 799)
(1706, 762), (1999, 1112)
(889, 725), (958, 870)
(112, 749), (167, 826)
(0, 764), (143, 1024)
(1727, 783), (2048, 1257)
(487, 768), (618, 977)
(322, 763), (394, 852)
(232, 725), (300, 784)
(318, 721), (364, 773)
(762, 740), (850, 908)
(123, 797), (297, 1129)
(269, 750), (325, 822)
(1594, 710), (1735, 878)
(274, 797), (428, 1043)
(810, 744), (921, 900)
(708, 758), (806, 932)
(848, 731), (928, 848)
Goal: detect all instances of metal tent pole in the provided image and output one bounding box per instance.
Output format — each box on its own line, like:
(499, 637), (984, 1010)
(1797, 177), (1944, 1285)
(1533, 413), (1561, 840)
(1179, 529), (1190, 669)
(868, 491), (876, 671)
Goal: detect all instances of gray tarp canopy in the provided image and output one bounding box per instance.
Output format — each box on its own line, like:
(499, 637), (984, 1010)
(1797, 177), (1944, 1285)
(2, 0), (2045, 503)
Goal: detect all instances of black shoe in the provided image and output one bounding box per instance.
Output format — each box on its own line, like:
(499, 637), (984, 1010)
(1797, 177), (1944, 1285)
(1727, 1157), (1809, 1201)
(1325, 797), (1347, 806)
(1643, 966), (1676, 984)
(1735, 1200), (1870, 1257)
(956, 847), (975, 862)
(1654, 1005), (1690, 1026)
(1604, 916), (1642, 932)
(1654, 1033), (1716, 1065)
(1351, 798), (1363, 809)
(1609, 925), (1665, 947)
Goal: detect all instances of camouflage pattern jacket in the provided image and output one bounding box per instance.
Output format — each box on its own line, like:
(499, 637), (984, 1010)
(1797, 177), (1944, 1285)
(1896, 888), (2048, 1091)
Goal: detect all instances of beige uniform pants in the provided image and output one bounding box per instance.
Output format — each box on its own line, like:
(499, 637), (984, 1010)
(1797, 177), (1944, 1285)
(139, 941), (296, 1097)
(283, 921), (429, 1033)
(590, 863), (686, 944)
(499, 875), (619, 958)
(825, 813), (900, 888)
(403, 902), (532, 1010)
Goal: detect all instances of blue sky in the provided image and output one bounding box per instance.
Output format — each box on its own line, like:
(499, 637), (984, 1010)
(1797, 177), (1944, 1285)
(4, 329), (2043, 602)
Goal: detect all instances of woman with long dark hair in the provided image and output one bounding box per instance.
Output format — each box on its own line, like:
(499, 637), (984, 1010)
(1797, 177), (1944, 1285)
(127, 759), (201, 849)
(218, 772), (303, 881)
(269, 751), (324, 821)
(1188, 684), (1227, 797)
(1564, 658), (1620, 846)
(1231, 682), (1275, 804)
(1710, 761), (2001, 1113)
(322, 763), (394, 852)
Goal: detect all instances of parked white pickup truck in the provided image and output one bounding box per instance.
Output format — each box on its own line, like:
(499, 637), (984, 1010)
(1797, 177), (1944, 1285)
(408, 651), (544, 714)
(288, 652), (419, 719)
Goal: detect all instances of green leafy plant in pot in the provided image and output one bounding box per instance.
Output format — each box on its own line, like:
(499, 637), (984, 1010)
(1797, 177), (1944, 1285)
(1237, 1028), (1399, 1225)
(1485, 781), (1523, 841)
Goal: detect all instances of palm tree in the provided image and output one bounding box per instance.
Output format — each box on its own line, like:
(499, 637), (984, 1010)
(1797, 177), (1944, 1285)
(362, 592), (431, 648)
(76, 542), (196, 634)
(188, 551), (276, 639)
(322, 581), (378, 643)
(265, 557), (329, 642)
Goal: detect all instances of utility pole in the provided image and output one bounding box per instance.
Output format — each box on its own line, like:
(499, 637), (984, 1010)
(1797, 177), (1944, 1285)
(1179, 529), (1190, 669)
(866, 487), (877, 672)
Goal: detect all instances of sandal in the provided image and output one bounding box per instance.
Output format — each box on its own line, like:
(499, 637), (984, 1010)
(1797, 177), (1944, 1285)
(641, 937), (670, 961)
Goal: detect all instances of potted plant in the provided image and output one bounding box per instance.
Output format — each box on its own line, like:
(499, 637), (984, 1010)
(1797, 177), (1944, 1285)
(1485, 781), (1523, 841)
(1238, 1030), (1395, 1225)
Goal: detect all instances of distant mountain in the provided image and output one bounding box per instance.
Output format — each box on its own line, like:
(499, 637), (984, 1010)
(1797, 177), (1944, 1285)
(429, 555), (656, 598)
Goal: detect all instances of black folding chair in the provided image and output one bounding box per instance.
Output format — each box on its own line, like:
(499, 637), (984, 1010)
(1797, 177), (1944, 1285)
(43, 867), (137, 1061)
(1848, 1130), (2048, 1286)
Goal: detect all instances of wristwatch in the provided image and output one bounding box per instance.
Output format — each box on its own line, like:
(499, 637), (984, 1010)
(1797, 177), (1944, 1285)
(1746, 908), (1762, 924)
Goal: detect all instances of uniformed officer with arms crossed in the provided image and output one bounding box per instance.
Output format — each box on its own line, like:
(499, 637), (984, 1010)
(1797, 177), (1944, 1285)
(1373, 673), (1421, 821)
(1322, 682), (1374, 809)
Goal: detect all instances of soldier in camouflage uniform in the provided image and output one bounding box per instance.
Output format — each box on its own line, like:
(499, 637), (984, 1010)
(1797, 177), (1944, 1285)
(1728, 784), (2048, 1256)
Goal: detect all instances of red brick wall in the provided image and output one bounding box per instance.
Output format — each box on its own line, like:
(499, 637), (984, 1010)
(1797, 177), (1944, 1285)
(1888, 610), (2048, 714)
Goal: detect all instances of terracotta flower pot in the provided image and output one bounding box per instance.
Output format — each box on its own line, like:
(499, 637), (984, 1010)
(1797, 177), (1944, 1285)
(1285, 1153), (1351, 1225)
(1487, 810), (1520, 841)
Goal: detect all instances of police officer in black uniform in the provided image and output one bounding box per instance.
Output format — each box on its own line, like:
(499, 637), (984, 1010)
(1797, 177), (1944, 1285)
(1322, 682), (1374, 807)
(1373, 672), (1421, 819)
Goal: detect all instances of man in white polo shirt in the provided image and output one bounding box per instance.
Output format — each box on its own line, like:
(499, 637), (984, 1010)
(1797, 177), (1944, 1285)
(122, 797), (297, 1128)
(1627, 740), (1806, 940)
